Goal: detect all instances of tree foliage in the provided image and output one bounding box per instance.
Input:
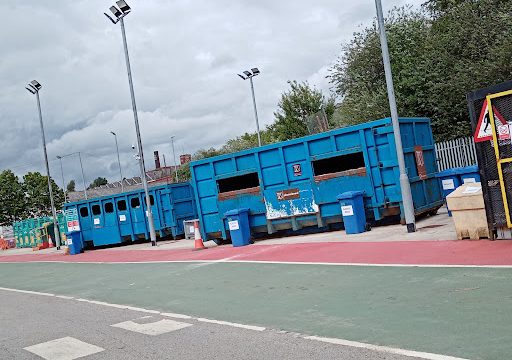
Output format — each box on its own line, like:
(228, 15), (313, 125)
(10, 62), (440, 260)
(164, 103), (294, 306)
(23, 172), (64, 217)
(271, 81), (336, 141)
(0, 170), (26, 226)
(67, 180), (76, 192)
(88, 177), (108, 189)
(329, 0), (512, 141)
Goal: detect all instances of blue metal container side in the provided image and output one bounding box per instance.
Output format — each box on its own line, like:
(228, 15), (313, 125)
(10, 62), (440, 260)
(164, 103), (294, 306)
(190, 117), (443, 241)
(63, 182), (197, 247)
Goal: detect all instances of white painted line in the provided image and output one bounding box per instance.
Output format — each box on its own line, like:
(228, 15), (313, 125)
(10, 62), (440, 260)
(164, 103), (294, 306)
(24, 336), (104, 360)
(3, 259), (512, 268)
(305, 336), (469, 360)
(161, 312), (193, 319)
(0, 286), (54, 297)
(55, 295), (74, 300)
(0, 286), (475, 360)
(197, 318), (265, 331)
(111, 319), (192, 336)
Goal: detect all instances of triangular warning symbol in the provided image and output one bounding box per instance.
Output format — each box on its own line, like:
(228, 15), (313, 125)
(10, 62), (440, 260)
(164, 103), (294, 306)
(474, 101), (507, 142)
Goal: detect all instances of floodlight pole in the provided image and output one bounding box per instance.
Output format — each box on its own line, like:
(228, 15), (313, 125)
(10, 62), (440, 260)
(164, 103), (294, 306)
(375, 0), (416, 232)
(119, 16), (157, 246)
(249, 77), (262, 147)
(171, 136), (179, 183)
(77, 152), (88, 200)
(57, 156), (67, 203)
(33, 90), (61, 249)
(111, 131), (124, 192)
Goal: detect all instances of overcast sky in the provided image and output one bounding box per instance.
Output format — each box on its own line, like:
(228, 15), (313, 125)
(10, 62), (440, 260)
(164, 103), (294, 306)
(0, 0), (422, 191)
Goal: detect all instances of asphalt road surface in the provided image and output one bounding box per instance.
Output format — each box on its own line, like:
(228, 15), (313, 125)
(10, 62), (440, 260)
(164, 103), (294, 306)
(0, 290), (421, 360)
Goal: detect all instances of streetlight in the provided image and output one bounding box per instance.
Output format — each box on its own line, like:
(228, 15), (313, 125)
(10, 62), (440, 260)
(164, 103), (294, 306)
(170, 136), (178, 183)
(374, 0), (416, 233)
(110, 131), (124, 192)
(56, 156), (67, 203)
(56, 152), (88, 200)
(25, 80), (61, 250)
(237, 68), (262, 147)
(104, 0), (157, 246)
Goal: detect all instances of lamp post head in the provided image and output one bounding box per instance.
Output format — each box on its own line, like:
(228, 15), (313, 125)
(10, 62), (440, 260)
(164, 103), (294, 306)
(104, 0), (131, 24)
(238, 68), (260, 80)
(56, 156), (62, 160)
(26, 80), (42, 94)
(110, 131), (116, 136)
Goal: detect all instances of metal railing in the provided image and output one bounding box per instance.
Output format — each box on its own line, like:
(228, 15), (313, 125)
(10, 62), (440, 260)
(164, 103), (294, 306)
(435, 136), (478, 171)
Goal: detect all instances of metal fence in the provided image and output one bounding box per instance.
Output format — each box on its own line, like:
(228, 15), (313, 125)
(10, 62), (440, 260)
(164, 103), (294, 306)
(435, 136), (478, 171)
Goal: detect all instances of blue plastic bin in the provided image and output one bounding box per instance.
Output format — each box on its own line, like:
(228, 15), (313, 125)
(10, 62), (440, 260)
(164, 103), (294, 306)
(458, 165), (481, 184)
(436, 168), (462, 216)
(337, 191), (366, 234)
(225, 208), (251, 247)
(66, 231), (83, 255)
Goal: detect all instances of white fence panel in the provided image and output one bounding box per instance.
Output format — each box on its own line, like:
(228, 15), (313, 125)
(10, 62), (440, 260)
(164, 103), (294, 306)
(435, 137), (478, 171)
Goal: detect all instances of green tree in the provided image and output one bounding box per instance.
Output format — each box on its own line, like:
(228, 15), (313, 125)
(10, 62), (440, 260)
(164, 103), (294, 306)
(23, 172), (64, 216)
(88, 177), (108, 189)
(67, 180), (76, 192)
(329, 1), (512, 141)
(0, 170), (27, 226)
(272, 81), (336, 141)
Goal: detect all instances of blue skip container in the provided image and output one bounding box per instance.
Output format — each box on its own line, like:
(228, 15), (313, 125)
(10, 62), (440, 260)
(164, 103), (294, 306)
(458, 165), (481, 184)
(66, 231), (83, 255)
(337, 191), (366, 234)
(225, 208), (251, 247)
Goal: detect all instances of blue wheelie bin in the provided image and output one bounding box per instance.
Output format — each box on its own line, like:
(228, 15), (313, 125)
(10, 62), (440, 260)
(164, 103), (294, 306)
(337, 191), (366, 234)
(224, 208), (251, 247)
(436, 168), (462, 216)
(458, 165), (481, 184)
(66, 231), (83, 255)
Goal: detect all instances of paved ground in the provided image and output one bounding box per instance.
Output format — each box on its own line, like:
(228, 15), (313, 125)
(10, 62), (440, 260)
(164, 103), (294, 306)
(0, 261), (511, 359)
(1, 290), (420, 360)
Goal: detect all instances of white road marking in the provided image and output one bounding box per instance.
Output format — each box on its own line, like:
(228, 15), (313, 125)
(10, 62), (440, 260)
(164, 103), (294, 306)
(24, 336), (104, 360)
(197, 318), (265, 331)
(111, 319), (192, 336)
(0, 286), (477, 360)
(305, 336), (469, 360)
(0, 286), (54, 297)
(3, 259), (512, 268)
(161, 312), (192, 319)
(55, 295), (74, 300)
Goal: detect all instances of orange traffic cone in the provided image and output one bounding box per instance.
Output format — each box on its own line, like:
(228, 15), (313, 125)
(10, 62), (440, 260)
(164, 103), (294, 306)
(193, 220), (206, 250)
(48, 235), (54, 248)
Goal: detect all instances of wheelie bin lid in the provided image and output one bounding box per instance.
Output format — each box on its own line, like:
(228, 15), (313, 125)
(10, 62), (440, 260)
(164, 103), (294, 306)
(224, 208), (250, 216)
(336, 191), (364, 200)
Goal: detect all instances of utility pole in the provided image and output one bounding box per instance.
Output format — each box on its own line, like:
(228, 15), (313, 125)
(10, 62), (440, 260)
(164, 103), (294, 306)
(375, 0), (416, 232)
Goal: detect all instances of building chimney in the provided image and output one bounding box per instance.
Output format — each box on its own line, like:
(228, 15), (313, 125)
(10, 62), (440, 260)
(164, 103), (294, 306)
(154, 151), (161, 169)
(180, 154), (192, 165)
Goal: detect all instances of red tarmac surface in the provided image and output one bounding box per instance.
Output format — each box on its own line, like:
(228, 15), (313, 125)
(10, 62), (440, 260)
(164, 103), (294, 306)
(2, 240), (512, 266)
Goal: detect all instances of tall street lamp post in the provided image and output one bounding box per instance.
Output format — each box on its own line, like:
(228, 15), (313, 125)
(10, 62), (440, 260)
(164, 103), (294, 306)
(238, 68), (262, 147)
(110, 131), (124, 192)
(57, 152), (88, 200)
(171, 136), (178, 183)
(374, 0), (416, 232)
(56, 155), (67, 203)
(25, 80), (61, 249)
(105, 0), (157, 246)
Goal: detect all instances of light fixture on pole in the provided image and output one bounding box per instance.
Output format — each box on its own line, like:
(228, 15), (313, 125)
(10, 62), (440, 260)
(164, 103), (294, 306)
(26, 80), (62, 250)
(110, 131), (124, 192)
(57, 152), (88, 200)
(170, 136), (179, 183)
(105, 0), (158, 246)
(237, 68), (262, 147)
(374, 0), (416, 233)
(56, 156), (67, 203)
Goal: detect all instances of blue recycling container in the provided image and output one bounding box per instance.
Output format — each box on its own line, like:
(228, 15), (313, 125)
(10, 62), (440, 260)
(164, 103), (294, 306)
(66, 231), (83, 255)
(436, 168), (462, 216)
(224, 208), (251, 247)
(337, 191), (366, 234)
(458, 165), (481, 184)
